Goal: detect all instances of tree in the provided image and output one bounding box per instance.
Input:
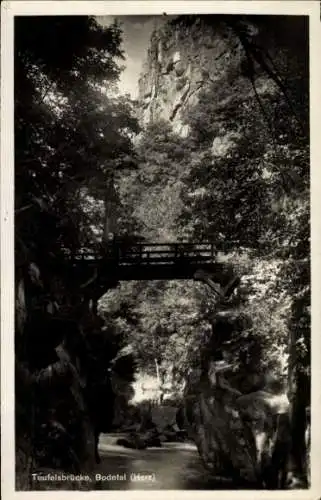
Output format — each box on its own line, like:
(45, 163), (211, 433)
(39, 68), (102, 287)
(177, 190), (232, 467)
(176, 15), (309, 483)
(105, 15), (310, 485)
(15, 16), (140, 485)
(15, 16), (140, 254)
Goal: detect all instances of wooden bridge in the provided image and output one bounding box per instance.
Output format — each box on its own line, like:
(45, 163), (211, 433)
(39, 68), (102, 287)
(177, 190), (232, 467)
(67, 242), (240, 295)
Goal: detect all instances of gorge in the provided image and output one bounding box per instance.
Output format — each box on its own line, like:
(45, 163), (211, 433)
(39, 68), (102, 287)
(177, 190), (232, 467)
(13, 14), (310, 490)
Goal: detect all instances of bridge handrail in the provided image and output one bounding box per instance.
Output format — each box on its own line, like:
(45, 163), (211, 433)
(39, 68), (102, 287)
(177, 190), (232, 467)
(70, 244), (216, 262)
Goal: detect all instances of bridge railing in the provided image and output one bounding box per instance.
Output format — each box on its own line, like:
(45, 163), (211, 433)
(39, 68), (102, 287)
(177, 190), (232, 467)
(68, 242), (217, 264)
(104, 243), (216, 264)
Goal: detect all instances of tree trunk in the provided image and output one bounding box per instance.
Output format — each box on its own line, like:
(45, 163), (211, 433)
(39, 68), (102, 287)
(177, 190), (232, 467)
(103, 177), (119, 244)
(287, 293), (310, 487)
(153, 358), (163, 404)
(288, 367), (309, 484)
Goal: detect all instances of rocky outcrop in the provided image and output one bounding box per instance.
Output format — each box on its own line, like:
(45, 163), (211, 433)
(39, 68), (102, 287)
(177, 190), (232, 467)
(138, 16), (244, 136)
(15, 201), (118, 484)
(115, 402), (187, 450)
(137, 15), (302, 143)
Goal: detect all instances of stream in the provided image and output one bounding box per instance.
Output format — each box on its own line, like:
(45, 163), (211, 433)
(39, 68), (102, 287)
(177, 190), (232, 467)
(94, 433), (235, 490)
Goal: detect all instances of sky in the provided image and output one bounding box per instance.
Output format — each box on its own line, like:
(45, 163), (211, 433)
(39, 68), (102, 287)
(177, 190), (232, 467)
(98, 15), (170, 99)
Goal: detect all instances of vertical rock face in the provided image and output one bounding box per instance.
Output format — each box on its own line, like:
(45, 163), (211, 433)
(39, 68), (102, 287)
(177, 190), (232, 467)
(138, 16), (245, 136)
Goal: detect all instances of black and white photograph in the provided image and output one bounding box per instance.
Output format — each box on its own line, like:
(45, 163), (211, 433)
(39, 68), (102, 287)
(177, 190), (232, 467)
(1, 0), (319, 495)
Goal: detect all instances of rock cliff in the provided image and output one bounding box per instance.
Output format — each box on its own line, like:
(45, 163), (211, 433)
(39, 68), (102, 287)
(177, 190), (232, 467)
(138, 16), (247, 137)
(137, 15), (305, 141)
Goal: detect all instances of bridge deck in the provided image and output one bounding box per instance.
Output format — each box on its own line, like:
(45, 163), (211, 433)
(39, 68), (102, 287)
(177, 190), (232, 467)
(100, 262), (231, 282)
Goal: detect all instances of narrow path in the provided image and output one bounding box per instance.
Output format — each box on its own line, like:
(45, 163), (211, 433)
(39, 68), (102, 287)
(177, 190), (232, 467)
(94, 434), (234, 490)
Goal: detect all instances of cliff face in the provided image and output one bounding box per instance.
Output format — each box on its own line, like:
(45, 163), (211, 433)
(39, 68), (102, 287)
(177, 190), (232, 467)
(138, 17), (247, 136)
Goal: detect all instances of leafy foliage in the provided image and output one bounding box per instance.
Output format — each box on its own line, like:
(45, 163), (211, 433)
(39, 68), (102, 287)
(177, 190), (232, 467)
(102, 15), (309, 483)
(15, 16), (139, 256)
(15, 15), (140, 484)
(15, 13), (310, 487)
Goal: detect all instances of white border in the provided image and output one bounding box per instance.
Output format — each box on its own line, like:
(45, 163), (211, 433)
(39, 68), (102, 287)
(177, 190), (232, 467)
(1, 2), (321, 500)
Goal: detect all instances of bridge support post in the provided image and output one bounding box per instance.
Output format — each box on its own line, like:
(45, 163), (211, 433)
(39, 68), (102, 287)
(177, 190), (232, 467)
(194, 269), (240, 300)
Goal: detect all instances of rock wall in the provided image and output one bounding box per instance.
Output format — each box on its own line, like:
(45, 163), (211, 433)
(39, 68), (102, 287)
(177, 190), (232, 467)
(138, 16), (245, 136)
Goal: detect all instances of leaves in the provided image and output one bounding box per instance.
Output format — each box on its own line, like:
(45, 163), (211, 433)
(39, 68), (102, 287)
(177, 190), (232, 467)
(15, 16), (140, 255)
(15, 15), (141, 477)
(15, 14), (310, 482)
(105, 16), (309, 414)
